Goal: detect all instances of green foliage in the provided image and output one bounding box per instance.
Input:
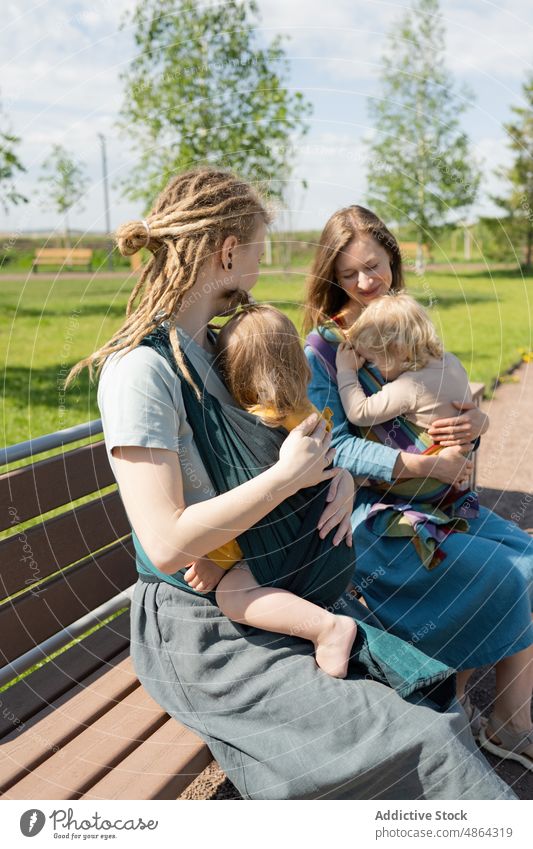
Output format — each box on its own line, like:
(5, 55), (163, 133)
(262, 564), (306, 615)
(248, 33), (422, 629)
(39, 144), (89, 218)
(366, 0), (479, 251)
(117, 0), (312, 206)
(492, 73), (533, 269)
(38, 145), (89, 248)
(0, 94), (27, 212)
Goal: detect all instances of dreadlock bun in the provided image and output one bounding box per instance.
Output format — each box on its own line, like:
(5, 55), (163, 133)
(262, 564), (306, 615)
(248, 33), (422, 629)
(66, 167), (271, 395)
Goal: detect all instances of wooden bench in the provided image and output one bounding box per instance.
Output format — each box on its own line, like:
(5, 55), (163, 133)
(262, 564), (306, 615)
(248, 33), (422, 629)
(0, 421), (214, 800)
(468, 382), (485, 490)
(398, 241), (430, 261)
(32, 248), (93, 273)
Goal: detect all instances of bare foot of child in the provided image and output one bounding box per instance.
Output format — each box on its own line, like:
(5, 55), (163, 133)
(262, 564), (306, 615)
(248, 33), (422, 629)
(314, 615), (357, 678)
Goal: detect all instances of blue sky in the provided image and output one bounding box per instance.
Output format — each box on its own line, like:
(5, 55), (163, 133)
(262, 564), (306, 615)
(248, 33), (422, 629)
(1, 0), (532, 234)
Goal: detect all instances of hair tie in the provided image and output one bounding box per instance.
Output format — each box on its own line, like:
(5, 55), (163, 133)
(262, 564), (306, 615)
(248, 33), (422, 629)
(140, 218), (151, 248)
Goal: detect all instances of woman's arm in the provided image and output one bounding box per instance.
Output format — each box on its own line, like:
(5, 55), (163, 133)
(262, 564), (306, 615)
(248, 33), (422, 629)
(305, 345), (401, 482)
(112, 414), (337, 574)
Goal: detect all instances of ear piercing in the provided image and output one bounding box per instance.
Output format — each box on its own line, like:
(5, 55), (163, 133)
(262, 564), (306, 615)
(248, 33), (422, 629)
(228, 251), (233, 270)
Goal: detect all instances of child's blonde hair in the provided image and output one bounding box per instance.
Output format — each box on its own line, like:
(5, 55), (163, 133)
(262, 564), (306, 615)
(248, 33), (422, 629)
(347, 292), (444, 371)
(216, 304), (311, 427)
(66, 167), (271, 393)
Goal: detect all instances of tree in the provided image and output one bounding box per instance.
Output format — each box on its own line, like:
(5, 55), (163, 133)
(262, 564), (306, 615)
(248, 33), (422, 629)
(0, 94), (27, 212)
(39, 144), (89, 249)
(117, 0), (312, 207)
(493, 73), (533, 271)
(366, 0), (479, 269)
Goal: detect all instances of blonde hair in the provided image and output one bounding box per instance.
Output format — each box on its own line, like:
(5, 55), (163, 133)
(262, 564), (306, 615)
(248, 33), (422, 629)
(347, 292), (444, 372)
(216, 304), (311, 427)
(66, 167), (271, 393)
(303, 205), (404, 334)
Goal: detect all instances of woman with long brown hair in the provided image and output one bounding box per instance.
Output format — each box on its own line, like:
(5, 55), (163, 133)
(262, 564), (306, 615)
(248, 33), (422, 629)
(68, 171), (515, 798)
(304, 205), (533, 771)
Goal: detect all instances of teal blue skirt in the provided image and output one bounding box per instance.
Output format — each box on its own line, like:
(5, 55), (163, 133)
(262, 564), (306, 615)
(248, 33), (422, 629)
(352, 495), (533, 670)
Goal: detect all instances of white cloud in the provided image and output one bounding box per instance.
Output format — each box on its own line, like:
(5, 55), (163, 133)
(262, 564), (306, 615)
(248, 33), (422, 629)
(0, 0), (531, 233)
(445, 0), (533, 78)
(260, 0), (533, 81)
(473, 134), (513, 215)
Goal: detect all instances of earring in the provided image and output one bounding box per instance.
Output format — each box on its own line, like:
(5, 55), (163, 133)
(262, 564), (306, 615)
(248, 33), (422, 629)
(228, 252), (233, 270)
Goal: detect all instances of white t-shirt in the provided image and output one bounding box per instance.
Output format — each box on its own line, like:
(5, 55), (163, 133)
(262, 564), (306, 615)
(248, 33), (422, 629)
(97, 323), (238, 507)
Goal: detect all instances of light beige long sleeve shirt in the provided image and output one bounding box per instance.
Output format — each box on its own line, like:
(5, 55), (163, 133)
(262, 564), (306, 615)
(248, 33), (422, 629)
(337, 352), (473, 429)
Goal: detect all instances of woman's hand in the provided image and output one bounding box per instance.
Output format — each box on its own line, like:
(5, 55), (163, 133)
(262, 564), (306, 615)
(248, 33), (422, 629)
(336, 341), (365, 373)
(277, 413), (338, 491)
(317, 468), (355, 547)
(430, 445), (474, 489)
(428, 401), (489, 446)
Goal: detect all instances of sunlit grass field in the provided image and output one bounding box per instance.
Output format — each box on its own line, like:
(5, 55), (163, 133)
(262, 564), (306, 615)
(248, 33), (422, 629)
(1, 267), (532, 448)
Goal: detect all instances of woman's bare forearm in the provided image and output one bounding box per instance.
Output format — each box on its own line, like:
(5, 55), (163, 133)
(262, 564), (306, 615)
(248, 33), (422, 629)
(392, 448), (471, 485)
(392, 452), (429, 479)
(114, 417), (335, 575)
(154, 463), (301, 573)
(392, 451), (459, 480)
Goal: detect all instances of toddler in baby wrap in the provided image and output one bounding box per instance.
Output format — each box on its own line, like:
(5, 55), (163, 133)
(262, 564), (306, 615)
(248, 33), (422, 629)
(183, 303), (359, 678)
(336, 291), (488, 434)
(335, 291), (489, 569)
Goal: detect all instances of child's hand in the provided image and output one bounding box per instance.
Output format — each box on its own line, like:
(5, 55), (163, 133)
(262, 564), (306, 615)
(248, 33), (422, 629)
(184, 557), (226, 593)
(336, 341), (365, 373)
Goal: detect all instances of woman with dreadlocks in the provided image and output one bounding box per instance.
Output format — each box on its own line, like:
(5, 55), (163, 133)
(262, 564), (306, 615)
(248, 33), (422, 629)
(67, 167), (515, 800)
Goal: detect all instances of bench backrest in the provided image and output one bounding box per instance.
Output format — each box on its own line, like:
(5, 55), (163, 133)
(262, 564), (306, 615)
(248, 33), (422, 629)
(0, 424), (217, 800)
(34, 248), (93, 261)
(0, 423), (135, 685)
(398, 241), (430, 257)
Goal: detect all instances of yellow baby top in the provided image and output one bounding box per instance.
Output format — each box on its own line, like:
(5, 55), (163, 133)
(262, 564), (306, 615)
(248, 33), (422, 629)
(206, 401), (333, 570)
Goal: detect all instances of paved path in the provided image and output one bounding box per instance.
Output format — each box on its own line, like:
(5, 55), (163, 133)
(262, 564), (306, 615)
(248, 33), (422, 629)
(468, 359), (533, 799)
(477, 360), (533, 533)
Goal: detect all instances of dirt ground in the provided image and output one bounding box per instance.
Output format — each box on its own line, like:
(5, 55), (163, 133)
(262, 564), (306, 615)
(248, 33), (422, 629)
(180, 361), (533, 801)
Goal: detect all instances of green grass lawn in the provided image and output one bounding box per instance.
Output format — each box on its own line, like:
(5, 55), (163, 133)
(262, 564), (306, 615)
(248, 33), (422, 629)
(1, 267), (532, 448)
(1, 265), (532, 686)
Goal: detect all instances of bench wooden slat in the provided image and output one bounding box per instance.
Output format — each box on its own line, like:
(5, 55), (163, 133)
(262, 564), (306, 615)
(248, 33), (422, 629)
(0, 491), (130, 600)
(35, 249), (93, 259)
(81, 719), (213, 800)
(32, 249), (93, 273)
(0, 538), (136, 666)
(0, 610), (131, 739)
(0, 441), (115, 531)
(398, 241), (430, 256)
(5, 686), (169, 799)
(0, 649), (136, 792)
(469, 381), (485, 404)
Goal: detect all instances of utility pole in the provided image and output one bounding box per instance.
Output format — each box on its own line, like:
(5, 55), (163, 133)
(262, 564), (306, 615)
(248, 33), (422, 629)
(98, 133), (113, 271)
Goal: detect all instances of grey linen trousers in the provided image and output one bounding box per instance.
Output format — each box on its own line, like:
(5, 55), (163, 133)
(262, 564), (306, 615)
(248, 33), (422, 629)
(130, 579), (516, 800)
